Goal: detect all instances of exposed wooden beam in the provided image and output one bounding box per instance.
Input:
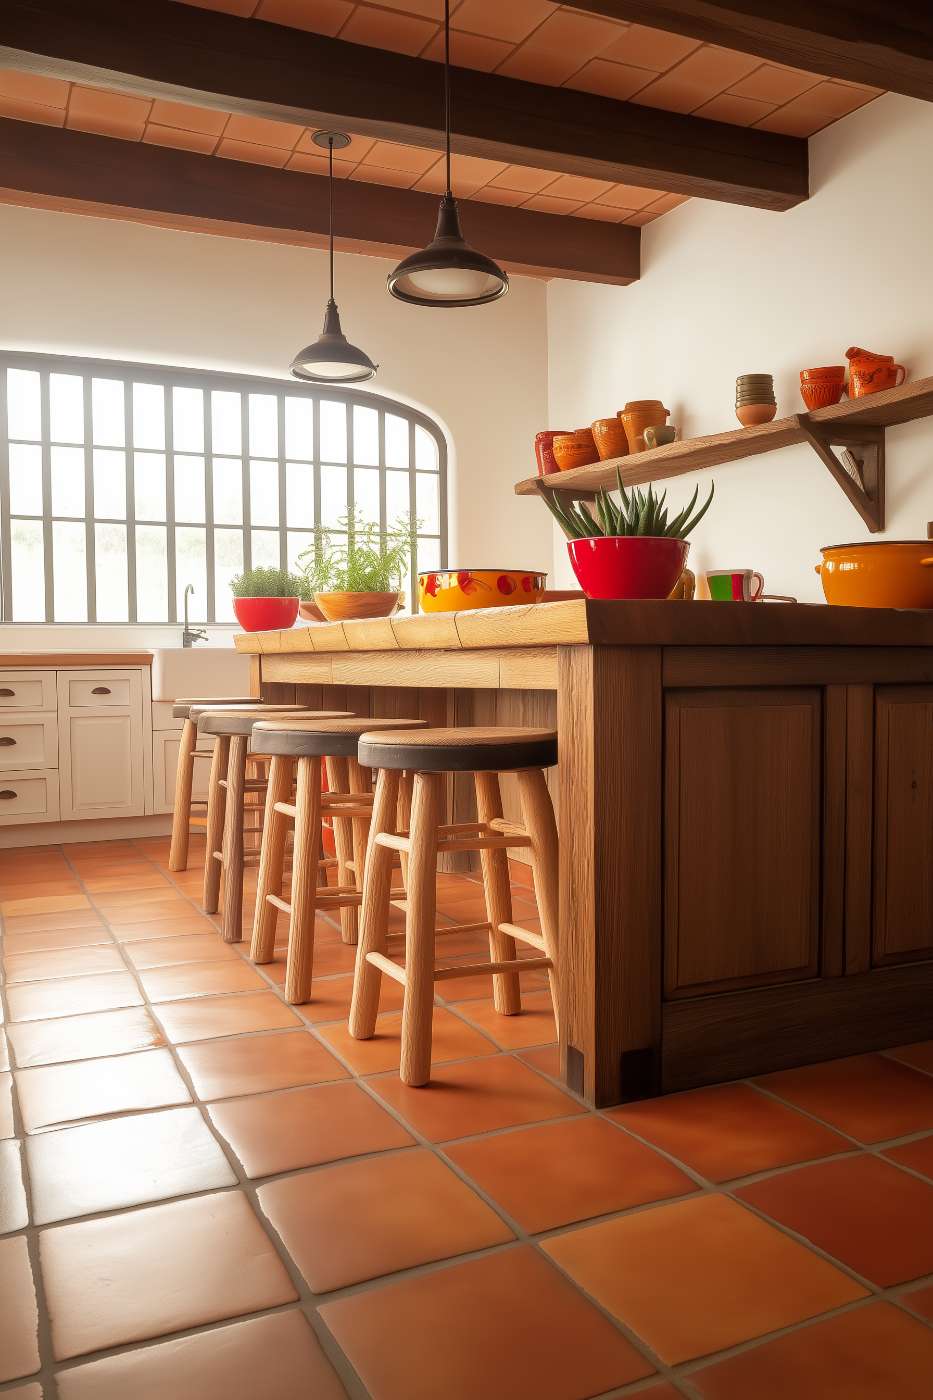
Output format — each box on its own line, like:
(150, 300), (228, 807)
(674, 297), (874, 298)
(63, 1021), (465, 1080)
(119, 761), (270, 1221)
(0, 117), (641, 286)
(562, 1), (933, 102)
(0, 0), (808, 210)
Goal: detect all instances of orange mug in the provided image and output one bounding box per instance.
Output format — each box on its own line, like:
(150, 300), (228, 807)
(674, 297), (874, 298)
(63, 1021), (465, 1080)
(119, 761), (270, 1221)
(845, 346), (907, 398)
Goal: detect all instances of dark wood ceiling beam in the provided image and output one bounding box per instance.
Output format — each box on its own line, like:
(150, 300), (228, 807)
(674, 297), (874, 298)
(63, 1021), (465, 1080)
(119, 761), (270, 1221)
(562, 1), (933, 102)
(0, 0), (807, 210)
(0, 117), (641, 285)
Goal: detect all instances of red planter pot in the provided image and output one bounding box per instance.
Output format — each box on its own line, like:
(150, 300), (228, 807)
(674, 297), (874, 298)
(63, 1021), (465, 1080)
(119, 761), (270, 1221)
(567, 536), (689, 600)
(232, 596), (299, 631)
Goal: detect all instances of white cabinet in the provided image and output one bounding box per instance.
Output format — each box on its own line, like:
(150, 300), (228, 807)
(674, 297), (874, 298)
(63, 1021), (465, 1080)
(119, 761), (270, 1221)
(0, 768), (60, 826)
(0, 670), (57, 712)
(151, 728), (211, 815)
(57, 671), (146, 821)
(0, 714), (58, 771)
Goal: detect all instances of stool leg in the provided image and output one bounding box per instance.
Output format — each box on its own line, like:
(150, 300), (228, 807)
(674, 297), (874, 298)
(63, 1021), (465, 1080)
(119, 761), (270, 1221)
(349, 767), (399, 1039)
(475, 771), (521, 1016)
(348, 756), (372, 908)
(400, 771), (442, 1087)
(284, 755), (322, 1004)
(396, 770), (413, 893)
(169, 718), (196, 872)
(202, 734), (230, 914)
(250, 754), (294, 964)
(517, 768), (560, 1026)
(221, 734), (248, 943)
(325, 753), (357, 946)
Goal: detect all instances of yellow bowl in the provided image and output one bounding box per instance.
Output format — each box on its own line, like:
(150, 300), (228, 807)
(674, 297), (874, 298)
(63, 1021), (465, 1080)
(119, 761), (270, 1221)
(418, 569), (547, 612)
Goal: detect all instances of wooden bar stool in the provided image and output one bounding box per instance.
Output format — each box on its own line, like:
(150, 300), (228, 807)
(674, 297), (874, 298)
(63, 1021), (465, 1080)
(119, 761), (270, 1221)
(168, 696), (258, 872)
(349, 727), (559, 1086)
(248, 716), (428, 1004)
(195, 704), (345, 942)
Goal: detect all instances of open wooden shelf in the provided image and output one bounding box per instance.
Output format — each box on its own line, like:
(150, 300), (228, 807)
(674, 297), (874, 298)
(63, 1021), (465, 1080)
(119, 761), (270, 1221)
(515, 375), (933, 532)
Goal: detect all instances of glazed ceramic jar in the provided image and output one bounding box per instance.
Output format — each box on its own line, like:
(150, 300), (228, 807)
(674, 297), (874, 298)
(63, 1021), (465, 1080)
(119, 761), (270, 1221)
(620, 401), (669, 453)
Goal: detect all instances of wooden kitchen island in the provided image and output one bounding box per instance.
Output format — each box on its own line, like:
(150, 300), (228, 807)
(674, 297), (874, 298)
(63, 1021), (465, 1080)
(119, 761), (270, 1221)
(236, 599), (933, 1107)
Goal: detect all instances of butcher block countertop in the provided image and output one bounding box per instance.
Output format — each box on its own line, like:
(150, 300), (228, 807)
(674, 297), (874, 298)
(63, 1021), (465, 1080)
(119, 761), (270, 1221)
(0, 651), (153, 667)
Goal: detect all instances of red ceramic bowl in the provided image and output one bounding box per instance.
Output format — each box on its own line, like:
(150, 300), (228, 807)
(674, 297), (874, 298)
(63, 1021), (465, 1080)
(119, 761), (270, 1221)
(232, 596), (299, 631)
(567, 537), (689, 600)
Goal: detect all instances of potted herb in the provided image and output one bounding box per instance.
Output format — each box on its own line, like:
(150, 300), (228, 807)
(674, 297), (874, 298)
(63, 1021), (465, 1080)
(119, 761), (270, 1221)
(543, 472), (714, 600)
(230, 565), (309, 632)
(297, 511), (416, 621)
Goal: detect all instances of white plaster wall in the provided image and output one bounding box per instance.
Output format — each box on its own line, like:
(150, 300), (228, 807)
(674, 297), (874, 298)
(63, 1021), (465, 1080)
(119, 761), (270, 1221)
(0, 202), (551, 646)
(546, 93), (933, 600)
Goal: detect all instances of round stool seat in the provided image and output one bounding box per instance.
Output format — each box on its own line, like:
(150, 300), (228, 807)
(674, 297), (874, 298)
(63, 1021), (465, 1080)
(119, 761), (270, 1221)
(253, 715), (427, 758)
(172, 696), (257, 720)
(189, 701), (309, 726)
(197, 706), (350, 737)
(358, 726), (557, 773)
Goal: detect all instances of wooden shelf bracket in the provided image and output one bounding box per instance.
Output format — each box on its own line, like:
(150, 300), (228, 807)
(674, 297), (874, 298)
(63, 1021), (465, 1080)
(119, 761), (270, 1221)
(796, 416), (885, 533)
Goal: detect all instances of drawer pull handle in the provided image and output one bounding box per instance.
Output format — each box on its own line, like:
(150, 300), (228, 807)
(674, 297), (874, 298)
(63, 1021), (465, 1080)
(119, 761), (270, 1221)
(91, 686), (112, 695)
(0, 736), (15, 746)
(0, 688), (14, 697)
(0, 789), (16, 800)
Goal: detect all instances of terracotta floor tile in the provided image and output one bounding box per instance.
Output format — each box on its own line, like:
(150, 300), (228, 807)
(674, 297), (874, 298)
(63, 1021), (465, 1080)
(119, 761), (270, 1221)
(267, 939), (358, 978)
(293, 971), (404, 1022)
(318, 1007), (497, 1074)
(903, 1281), (933, 1322)
(0, 1033), (9, 1072)
(737, 1153), (933, 1286)
(104, 899), (193, 925)
(40, 1190), (297, 1360)
(81, 871), (171, 892)
(0, 1236), (40, 1381)
(209, 1079), (412, 1177)
(3, 908), (103, 935)
(542, 1193), (866, 1365)
(124, 934), (237, 968)
(179, 1029), (348, 1098)
(94, 884), (186, 909)
(7, 971), (143, 1023)
(114, 915), (222, 941)
(0, 1072), (14, 1137)
(3, 926), (112, 955)
(370, 1054), (584, 1142)
(756, 1053), (933, 1142)
(448, 1116), (695, 1233)
(3, 944), (126, 984)
(690, 1301), (933, 1399)
(260, 1147), (512, 1292)
(455, 991), (556, 1049)
(885, 1133), (933, 1180)
(436, 968), (549, 1003)
(140, 959), (268, 1002)
(0, 1140), (28, 1233)
(155, 990), (303, 1043)
(320, 1245), (653, 1399)
(7, 1006), (165, 1067)
(0, 892), (89, 918)
(608, 1082), (848, 1182)
(1, 1383), (42, 1398)
(888, 1041), (933, 1076)
(55, 1310), (347, 1400)
(632, 1386), (682, 1399)
(16, 1048), (190, 1133)
(518, 1044), (562, 1079)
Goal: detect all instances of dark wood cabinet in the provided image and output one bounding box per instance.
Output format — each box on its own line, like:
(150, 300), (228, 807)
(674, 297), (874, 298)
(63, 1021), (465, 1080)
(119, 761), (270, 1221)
(873, 685), (933, 967)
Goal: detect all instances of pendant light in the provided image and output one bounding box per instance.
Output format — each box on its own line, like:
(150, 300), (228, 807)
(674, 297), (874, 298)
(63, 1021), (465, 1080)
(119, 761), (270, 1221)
(387, 0), (508, 308)
(291, 131), (378, 383)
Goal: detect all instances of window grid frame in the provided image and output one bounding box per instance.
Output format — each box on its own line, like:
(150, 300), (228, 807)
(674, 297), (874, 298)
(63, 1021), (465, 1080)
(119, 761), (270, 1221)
(0, 350), (447, 625)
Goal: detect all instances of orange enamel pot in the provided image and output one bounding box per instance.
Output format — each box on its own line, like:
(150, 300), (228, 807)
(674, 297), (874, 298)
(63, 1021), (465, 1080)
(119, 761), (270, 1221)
(815, 541), (933, 608)
(419, 569), (547, 612)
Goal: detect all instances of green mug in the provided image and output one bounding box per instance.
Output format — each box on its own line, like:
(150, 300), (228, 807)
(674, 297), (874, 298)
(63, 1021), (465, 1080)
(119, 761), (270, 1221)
(706, 569), (764, 602)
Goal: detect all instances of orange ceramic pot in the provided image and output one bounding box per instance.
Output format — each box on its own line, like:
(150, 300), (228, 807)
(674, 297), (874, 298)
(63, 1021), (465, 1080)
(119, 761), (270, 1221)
(845, 346), (907, 397)
(736, 402), (777, 427)
(552, 429), (598, 472)
(799, 366), (845, 410)
(620, 400), (669, 453)
(591, 417), (629, 461)
(534, 429), (571, 477)
(419, 569), (547, 612)
(815, 541), (933, 608)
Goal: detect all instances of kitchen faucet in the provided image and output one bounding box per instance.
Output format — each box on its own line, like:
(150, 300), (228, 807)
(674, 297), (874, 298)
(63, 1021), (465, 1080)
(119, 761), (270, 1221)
(182, 584), (208, 647)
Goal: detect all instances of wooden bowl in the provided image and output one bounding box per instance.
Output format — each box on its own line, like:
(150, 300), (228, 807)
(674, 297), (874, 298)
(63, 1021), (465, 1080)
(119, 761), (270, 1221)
(313, 590), (401, 621)
(419, 569), (547, 612)
(298, 599), (327, 622)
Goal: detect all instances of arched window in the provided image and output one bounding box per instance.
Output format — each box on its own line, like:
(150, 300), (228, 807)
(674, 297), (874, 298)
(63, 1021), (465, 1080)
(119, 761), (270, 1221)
(0, 351), (447, 623)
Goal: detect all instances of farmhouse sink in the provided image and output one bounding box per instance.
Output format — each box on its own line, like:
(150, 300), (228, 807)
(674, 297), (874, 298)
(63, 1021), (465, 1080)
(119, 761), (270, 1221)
(151, 643), (252, 702)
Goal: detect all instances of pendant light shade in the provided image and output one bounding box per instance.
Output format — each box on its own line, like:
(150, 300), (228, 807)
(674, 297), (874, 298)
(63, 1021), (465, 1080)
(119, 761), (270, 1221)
(291, 132), (377, 383)
(387, 0), (507, 308)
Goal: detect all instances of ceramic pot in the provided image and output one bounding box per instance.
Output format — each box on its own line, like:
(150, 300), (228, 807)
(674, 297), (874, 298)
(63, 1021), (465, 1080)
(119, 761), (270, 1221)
(591, 417), (629, 461)
(567, 536), (689, 600)
(419, 569), (547, 612)
(619, 401), (669, 454)
(534, 430), (570, 477)
(313, 590), (401, 621)
(232, 596), (299, 632)
(553, 429), (598, 472)
(799, 366), (845, 410)
(845, 346), (907, 398)
(815, 541), (933, 608)
(736, 402), (778, 427)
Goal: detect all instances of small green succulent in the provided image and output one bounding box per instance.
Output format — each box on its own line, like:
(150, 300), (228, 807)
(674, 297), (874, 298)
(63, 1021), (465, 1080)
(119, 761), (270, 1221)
(230, 566), (312, 599)
(543, 470), (714, 541)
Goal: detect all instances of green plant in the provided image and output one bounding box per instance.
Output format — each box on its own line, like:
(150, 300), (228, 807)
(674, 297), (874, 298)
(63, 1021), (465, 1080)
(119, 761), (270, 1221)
(543, 471), (714, 541)
(229, 565), (311, 599)
(297, 511), (416, 594)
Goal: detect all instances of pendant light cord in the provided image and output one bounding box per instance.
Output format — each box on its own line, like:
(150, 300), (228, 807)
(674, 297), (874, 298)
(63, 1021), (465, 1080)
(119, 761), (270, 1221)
(444, 0), (451, 197)
(328, 136), (335, 302)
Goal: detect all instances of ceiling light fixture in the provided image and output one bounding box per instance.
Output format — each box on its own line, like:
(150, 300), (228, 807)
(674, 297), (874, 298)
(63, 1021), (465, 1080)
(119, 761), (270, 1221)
(291, 131), (378, 383)
(386, 0), (508, 308)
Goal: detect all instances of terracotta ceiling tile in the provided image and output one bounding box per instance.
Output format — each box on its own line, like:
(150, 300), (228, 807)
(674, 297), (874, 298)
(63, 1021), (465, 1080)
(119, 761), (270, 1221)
(470, 184), (528, 206)
(595, 181), (664, 210)
(66, 87), (150, 140)
(451, 0), (557, 46)
(728, 63), (823, 105)
(296, 128), (374, 162)
(366, 139), (439, 174)
(498, 10), (625, 86)
(143, 124), (220, 154)
(645, 192), (689, 214)
(177, 0), (260, 14)
(692, 92), (776, 126)
(625, 209), (661, 226)
(339, 6), (438, 55)
(521, 193), (583, 215)
(0, 95), (66, 128)
(415, 162), (484, 197)
(223, 113), (304, 148)
(362, 0), (445, 17)
(148, 98), (229, 135)
(600, 23), (701, 72)
(576, 201), (633, 222)
(285, 150), (355, 176)
(216, 137), (292, 166)
(0, 70), (69, 107)
(350, 164), (421, 189)
(544, 172), (614, 202)
(487, 164), (561, 194)
(255, 0), (354, 34)
(568, 58), (655, 102)
(421, 29), (513, 71)
(633, 44), (764, 114)
(754, 80), (880, 136)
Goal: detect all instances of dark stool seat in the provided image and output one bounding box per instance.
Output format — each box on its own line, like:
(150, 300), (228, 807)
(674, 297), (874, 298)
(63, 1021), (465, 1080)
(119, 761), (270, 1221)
(358, 726), (558, 773)
(197, 705), (331, 738)
(253, 715), (427, 758)
(172, 696), (256, 720)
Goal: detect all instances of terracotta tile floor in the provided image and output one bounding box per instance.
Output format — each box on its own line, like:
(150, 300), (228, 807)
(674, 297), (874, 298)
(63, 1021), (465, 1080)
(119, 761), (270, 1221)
(0, 839), (932, 1397)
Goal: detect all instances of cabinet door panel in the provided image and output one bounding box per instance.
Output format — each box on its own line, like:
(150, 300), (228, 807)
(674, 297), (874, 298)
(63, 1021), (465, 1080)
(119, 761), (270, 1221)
(664, 688), (821, 997)
(873, 686), (933, 965)
(151, 730), (212, 814)
(58, 671), (145, 820)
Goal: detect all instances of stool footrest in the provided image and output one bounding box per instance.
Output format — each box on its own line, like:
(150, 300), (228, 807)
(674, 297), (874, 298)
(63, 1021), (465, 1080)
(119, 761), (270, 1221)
(386, 919), (492, 941)
(498, 922), (546, 952)
(434, 956), (552, 981)
(365, 952), (407, 986)
(375, 830), (532, 856)
(273, 801), (297, 818)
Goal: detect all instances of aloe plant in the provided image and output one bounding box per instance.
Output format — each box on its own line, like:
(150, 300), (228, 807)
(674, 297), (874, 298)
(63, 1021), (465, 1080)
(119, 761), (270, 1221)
(543, 471), (714, 541)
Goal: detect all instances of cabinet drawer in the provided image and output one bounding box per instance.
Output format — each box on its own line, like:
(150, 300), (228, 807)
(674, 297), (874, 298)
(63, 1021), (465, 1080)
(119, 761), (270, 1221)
(0, 715), (58, 772)
(0, 671), (56, 712)
(0, 769), (60, 826)
(65, 675), (134, 708)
